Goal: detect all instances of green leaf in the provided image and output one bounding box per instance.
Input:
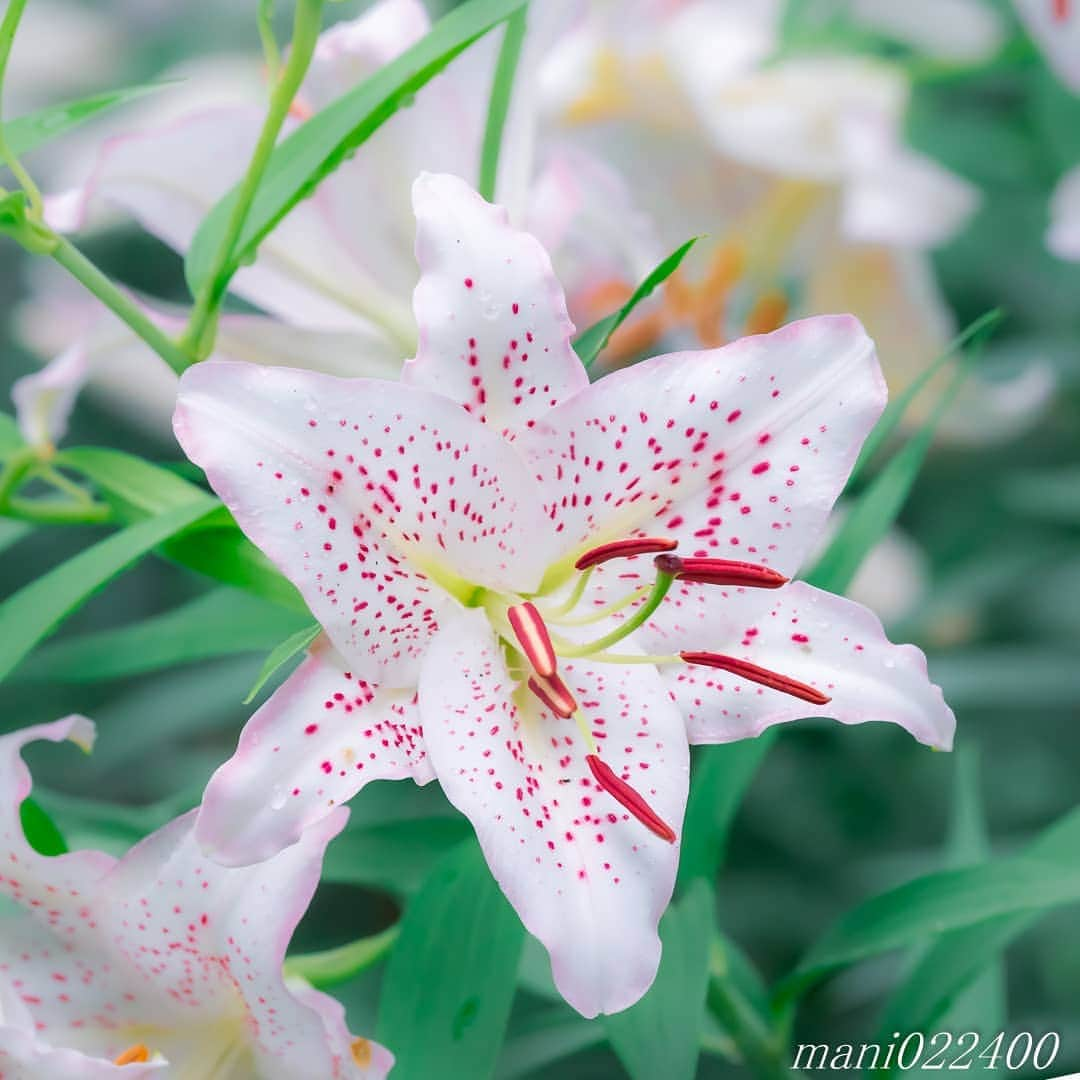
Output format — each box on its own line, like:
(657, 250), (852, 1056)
(377, 839), (525, 1080)
(496, 1009), (602, 1080)
(5, 81), (173, 157)
(57, 446), (203, 518)
(0, 518), (32, 554)
(0, 496), (215, 683)
(676, 739), (771, 891)
(284, 924), (400, 989)
(573, 238), (699, 371)
(876, 747), (1004, 1056)
(477, 8), (527, 202)
(604, 881), (714, 1080)
(19, 797), (67, 856)
(0, 411), (22, 455)
(807, 364), (968, 595)
(185, 0), (528, 297)
(244, 622), (321, 704)
(323, 817), (473, 897)
(58, 447), (306, 611)
(848, 308), (1003, 483)
(15, 587), (310, 683)
(778, 807), (1080, 1004)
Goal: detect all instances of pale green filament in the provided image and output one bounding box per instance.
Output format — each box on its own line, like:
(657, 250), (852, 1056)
(546, 583), (652, 627)
(555, 572), (675, 659)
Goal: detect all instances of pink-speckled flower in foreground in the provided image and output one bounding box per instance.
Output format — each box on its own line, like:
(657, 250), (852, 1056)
(175, 173), (954, 1018)
(0, 718), (391, 1079)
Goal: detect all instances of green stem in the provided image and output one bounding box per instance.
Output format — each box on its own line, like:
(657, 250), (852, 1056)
(556, 571), (674, 657)
(283, 924), (399, 989)
(5, 496), (112, 525)
(179, 0), (325, 363)
(477, 6), (527, 202)
(49, 236), (190, 375)
(258, 0), (283, 84)
(0, 448), (35, 508)
(0, 0), (44, 218)
(707, 942), (797, 1080)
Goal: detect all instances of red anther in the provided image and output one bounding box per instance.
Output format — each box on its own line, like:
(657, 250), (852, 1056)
(1054, 0), (1070, 21)
(654, 554), (787, 589)
(527, 672), (578, 719)
(507, 601), (557, 678)
(586, 754), (677, 844)
(574, 536), (677, 571)
(681, 651), (830, 705)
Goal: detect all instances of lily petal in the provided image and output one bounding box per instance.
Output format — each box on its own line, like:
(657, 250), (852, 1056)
(839, 109), (978, 249)
(649, 580), (955, 750)
(11, 343), (89, 450)
(0, 720), (390, 1077)
(522, 315), (885, 575)
(174, 361), (555, 683)
(406, 172), (589, 435)
(197, 643), (432, 866)
(419, 610), (688, 1018)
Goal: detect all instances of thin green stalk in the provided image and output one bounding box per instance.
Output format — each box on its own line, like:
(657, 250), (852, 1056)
(283, 924), (399, 989)
(258, 0), (283, 84)
(556, 570), (675, 657)
(0, 448), (35, 508)
(707, 942), (797, 1080)
(477, 7), (527, 202)
(179, 0), (325, 363)
(0, 0), (44, 218)
(49, 237), (190, 375)
(5, 496), (112, 525)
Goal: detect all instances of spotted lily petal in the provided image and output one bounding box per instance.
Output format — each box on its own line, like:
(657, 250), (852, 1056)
(418, 610), (689, 1018)
(649, 580), (955, 749)
(174, 360), (556, 683)
(0, 719), (390, 1079)
(197, 642), (432, 866)
(406, 172), (589, 435)
(521, 315), (884, 576)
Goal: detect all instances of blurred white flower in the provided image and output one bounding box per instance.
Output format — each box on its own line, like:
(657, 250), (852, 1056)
(853, 0), (1004, 62)
(10, 343), (88, 452)
(1047, 163), (1080, 259)
(541, 0), (1051, 443)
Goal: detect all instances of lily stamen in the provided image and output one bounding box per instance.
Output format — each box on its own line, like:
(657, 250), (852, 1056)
(654, 553), (787, 589)
(586, 754), (676, 844)
(547, 583), (652, 627)
(681, 651), (831, 705)
(114, 1044), (151, 1065)
(507, 601), (558, 678)
(574, 535), (677, 571)
(557, 568), (675, 658)
(527, 671), (578, 718)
